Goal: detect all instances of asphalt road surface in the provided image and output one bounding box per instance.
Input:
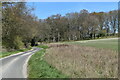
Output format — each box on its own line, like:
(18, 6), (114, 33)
(0, 47), (40, 79)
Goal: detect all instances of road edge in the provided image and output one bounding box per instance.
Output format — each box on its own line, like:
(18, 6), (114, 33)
(23, 48), (40, 78)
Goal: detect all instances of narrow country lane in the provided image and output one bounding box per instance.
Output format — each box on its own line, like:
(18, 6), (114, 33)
(0, 47), (40, 79)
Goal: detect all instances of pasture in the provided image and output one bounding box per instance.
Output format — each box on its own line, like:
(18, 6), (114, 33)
(63, 38), (118, 51)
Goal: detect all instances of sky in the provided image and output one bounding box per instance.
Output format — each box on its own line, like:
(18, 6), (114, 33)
(26, 2), (118, 19)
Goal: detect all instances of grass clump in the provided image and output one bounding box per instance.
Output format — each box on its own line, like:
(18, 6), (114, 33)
(28, 45), (67, 78)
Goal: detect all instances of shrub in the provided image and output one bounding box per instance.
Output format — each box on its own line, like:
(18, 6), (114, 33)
(98, 32), (105, 37)
(13, 36), (24, 50)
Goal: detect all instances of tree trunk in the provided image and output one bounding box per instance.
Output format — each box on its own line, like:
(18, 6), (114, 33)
(94, 33), (95, 39)
(113, 29), (116, 36)
(57, 32), (60, 42)
(90, 33), (93, 39)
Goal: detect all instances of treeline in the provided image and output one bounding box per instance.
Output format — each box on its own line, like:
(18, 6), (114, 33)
(2, 2), (118, 50)
(44, 10), (118, 42)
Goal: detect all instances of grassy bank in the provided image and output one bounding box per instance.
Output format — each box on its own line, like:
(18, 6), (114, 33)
(28, 45), (67, 78)
(0, 48), (32, 58)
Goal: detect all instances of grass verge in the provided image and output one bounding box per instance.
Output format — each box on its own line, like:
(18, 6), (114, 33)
(0, 47), (32, 58)
(28, 44), (67, 78)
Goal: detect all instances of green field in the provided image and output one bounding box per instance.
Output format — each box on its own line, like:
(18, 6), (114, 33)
(63, 39), (118, 51)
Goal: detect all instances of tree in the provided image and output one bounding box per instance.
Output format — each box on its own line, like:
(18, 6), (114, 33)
(2, 2), (37, 50)
(109, 10), (118, 35)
